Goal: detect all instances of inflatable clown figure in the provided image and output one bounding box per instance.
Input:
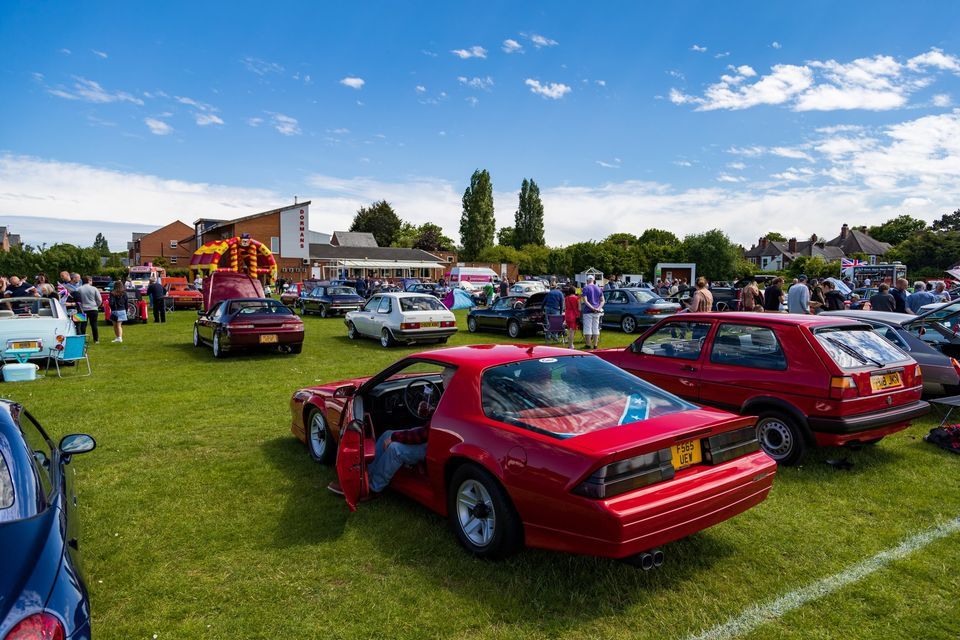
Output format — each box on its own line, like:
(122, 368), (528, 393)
(188, 233), (278, 286)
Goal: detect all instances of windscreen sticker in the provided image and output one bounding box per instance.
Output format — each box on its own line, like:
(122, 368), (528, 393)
(538, 357), (558, 363)
(618, 393), (650, 425)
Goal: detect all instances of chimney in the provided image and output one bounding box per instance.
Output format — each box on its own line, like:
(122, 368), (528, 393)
(759, 237), (769, 250)
(840, 223), (849, 240)
(810, 233), (818, 243)
(788, 237), (797, 253)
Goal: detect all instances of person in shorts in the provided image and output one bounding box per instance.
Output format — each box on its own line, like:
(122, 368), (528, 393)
(580, 275), (604, 350)
(109, 279), (128, 343)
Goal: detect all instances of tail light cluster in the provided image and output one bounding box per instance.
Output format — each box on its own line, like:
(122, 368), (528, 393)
(830, 376), (859, 399)
(952, 358), (960, 379)
(230, 323), (255, 329)
(5, 612), (64, 640)
(702, 427), (759, 465)
(573, 448), (674, 499)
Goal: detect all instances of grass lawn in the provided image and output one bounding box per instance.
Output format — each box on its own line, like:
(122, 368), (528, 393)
(2, 308), (959, 640)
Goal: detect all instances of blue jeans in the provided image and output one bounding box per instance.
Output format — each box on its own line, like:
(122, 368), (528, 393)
(368, 430), (427, 492)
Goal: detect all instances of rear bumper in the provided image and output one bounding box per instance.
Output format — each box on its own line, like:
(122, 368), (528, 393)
(523, 451), (776, 559)
(807, 400), (930, 435)
(223, 329), (304, 348)
(392, 327), (457, 341)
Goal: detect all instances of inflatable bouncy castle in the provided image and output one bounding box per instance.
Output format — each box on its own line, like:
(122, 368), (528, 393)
(189, 234), (278, 285)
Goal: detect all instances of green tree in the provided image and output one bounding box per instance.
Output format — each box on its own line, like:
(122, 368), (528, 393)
(786, 255), (840, 279)
(604, 232), (638, 247)
(413, 223), (453, 252)
(497, 226), (516, 247)
(763, 231), (787, 242)
(638, 229), (680, 246)
(477, 244), (522, 266)
(93, 233), (111, 256)
(931, 209), (960, 232)
(678, 230), (740, 280)
(889, 230), (960, 271)
(350, 200), (402, 247)
(546, 247), (572, 277)
(391, 222), (419, 248)
(459, 169), (495, 261)
(867, 214), (928, 245)
(513, 178), (545, 248)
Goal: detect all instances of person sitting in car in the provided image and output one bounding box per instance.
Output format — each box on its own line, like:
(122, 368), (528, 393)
(328, 366), (456, 498)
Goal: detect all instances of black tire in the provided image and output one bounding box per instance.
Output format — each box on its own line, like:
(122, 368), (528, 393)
(212, 332), (227, 359)
(621, 315), (638, 334)
(756, 412), (807, 465)
(447, 463), (523, 559)
(294, 300), (305, 315)
(289, 343), (303, 354)
(306, 408), (335, 464)
(192, 325), (201, 348)
(507, 320), (521, 339)
(346, 322), (359, 340)
(467, 316), (478, 333)
(320, 304), (329, 319)
(380, 328), (395, 348)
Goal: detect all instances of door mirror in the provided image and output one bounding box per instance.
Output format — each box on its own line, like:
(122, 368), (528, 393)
(334, 384), (357, 398)
(60, 434), (96, 455)
(630, 340), (642, 353)
(197, 309), (206, 317)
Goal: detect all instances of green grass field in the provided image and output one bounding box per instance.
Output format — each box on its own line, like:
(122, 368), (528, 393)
(2, 309), (958, 640)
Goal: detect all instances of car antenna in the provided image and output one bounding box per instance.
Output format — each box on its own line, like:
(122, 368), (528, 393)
(526, 345), (535, 355)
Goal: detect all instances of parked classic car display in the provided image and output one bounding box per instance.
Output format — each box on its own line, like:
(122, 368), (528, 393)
(161, 277), (203, 310)
(300, 285), (366, 317)
(289, 345), (776, 561)
(601, 288), (681, 334)
(280, 280), (323, 310)
(0, 400), (96, 640)
(344, 292), (457, 347)
(466, 293), (546, 338)
(0, 297), (77, 361)
(597, 313), (930, 464)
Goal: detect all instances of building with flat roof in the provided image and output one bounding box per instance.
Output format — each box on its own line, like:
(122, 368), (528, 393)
(307, 243), (446, 281)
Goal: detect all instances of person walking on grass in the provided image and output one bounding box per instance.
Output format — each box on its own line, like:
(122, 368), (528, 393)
(108, 279), (128, 343)
(564, 285), (581, 349)
(580, 275), (604, 350)
(75, 276), (102, 344)
(146, 274), (166, 323)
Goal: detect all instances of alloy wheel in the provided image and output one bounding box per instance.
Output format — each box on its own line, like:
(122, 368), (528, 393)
(456, 479), (496, 547)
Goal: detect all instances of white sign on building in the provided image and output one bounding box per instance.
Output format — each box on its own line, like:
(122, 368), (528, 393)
(279, 204), (310, 259)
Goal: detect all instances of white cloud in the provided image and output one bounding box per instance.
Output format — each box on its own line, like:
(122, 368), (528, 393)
(667, 69), (686, 80)
(421, 49), (438, 57)
(673, 160), (693, 167)
(58, 48), (71, 55)
(451, 46), (487, 59)
(672, 64), (813, 110)
(144, 118), (172, 135)
(596, 158), (621, 169)
(716, 174), (745, 183)
(528, 33), (558, 48)
(465, 96), (479, 107)
(691, 44), (708, 53)
(329, 127), (350, 134)
(340, 76), (365, 89)
(47, 76), (144, 105)
(91, 49), (108, 59)
(246, 117), (264, 127)
(525, 78), (572, 99)
(736, 65), (757, 77)
(771, 41), (782, 49)
(933, 93), (952, 107)
(241, 56), (284, 75)
(906, 48), (960, 72)
(714, 52), (730, 59)
(268, 112), (301, 136)
(596, 79), (606, 87)
(195, 113), (224, 126)
(727, 161), (746, 170)
(502, 39), (523, 54)
(770, 146), (814, 161)
(415, 85), (426, 93)
(457, 75), (494, 91)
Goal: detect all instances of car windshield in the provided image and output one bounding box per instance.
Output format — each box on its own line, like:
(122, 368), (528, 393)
(0, 298), (59, 318)
(399, 296), (446, 311)
(328, 287), (357, 296)
(814, 327), (910, 369)
(481, 355), (695, 438)
(228, 300), (293, 315)
(631, 289), (658, 303)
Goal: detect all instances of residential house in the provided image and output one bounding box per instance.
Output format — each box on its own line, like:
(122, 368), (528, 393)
(824, 223), (893, 264)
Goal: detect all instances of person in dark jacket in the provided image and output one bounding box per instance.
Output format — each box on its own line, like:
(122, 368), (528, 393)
(822, 280), (846, 311)
(869, 283), (896, 312)
(146, 275), (167, 323)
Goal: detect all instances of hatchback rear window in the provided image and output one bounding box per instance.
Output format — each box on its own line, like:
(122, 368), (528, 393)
(400, 297), (446, 312)
(814, 327), (910, 369)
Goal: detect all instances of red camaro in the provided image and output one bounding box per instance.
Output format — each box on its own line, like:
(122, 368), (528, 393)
(290, 344), (776, 564)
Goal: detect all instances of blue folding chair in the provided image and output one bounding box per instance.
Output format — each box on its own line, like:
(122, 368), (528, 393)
(46, 335), (92, 378)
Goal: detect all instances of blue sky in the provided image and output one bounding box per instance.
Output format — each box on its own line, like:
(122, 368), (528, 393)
(2, 1), (960, 251)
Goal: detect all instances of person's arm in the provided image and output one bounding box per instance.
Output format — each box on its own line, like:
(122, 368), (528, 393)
(390, 426), (428, 445)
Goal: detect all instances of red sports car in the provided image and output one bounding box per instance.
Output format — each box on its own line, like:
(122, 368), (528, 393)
(290, 345), (776, 563)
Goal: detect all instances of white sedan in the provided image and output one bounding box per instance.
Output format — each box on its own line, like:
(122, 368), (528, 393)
(0, 297), (78, 360)
(344, 292), (457, 347)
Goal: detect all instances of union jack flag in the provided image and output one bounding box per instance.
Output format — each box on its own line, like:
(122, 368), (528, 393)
(841, 258), (864, 268)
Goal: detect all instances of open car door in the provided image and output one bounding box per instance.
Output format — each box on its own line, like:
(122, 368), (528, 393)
(335, 420), (369, 511)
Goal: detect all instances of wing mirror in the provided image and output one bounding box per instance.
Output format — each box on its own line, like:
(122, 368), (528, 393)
(60, 433), (96, 455)
(334, 384), (357, 398)
(630, 341), (642, 353)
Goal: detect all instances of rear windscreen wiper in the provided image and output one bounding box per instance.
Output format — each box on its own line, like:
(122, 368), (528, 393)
(823, 335), (883, 368)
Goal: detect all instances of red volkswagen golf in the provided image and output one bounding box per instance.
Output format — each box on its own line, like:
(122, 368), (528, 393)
(290, 345), (776, 564)
(597, 313), (930, 465)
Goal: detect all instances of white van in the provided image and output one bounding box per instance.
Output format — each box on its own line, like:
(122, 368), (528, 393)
(448, 266), (500, 285)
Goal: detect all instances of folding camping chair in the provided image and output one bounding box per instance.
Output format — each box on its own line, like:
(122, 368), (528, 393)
(543, 314), (568, 344)
(45, 335), (92, 378)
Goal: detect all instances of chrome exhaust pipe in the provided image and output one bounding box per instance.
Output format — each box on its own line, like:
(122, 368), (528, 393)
(640, 553), (654, 570)
(278, 345), (292, 354)
(652, 549), (664, 567)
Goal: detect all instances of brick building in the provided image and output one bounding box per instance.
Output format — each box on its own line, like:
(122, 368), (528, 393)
(127, 221), (195, 266)
(0, 227), (21, 252)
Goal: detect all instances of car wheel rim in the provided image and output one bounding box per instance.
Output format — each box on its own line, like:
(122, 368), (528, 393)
(348, 324), (356, 338)
(758, 418), (792, 459)
(456, 479), (496, 547)
(468, 318), (476, 332)
(508, 323), (519, 338)
(623, 317), (635, 333)
(321, 307), (327, 318)
(213, 334), (220, 355)
(309, 413), (326, 458)
(193, 327), (199, 346)
(381, 331), (390, 347)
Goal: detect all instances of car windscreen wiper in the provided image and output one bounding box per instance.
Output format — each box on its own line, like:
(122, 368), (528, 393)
(822, 335), (883, 368)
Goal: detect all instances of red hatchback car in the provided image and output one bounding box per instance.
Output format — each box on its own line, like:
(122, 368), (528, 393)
(597, 313), (930, 465)
(290, 345), (776, 563)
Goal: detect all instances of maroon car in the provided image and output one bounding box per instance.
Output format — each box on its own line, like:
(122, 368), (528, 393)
(193, 271), (304, 358)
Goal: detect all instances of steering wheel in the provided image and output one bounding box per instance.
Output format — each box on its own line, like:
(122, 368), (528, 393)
(403, 378), (443, 419)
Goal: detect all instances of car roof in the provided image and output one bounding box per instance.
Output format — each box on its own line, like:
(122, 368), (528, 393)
(677, 312), (866, 328)
(411, 344), (582, 370)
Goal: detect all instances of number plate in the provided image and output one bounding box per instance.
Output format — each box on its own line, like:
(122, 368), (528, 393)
(870, 371), (902, 392)
(420, 322), (440, 328)
(671, 439), (702, 470)
(259, 334), (278, 344)
(10, 340), (40, 350)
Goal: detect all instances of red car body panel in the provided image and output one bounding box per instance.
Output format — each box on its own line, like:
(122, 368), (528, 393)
(596, 313), (929, 448)
(290, 344), (777, 558)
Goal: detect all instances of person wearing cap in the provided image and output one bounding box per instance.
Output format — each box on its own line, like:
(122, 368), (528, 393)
(580, 275), (604, 349)
(787, 275), (811, 314)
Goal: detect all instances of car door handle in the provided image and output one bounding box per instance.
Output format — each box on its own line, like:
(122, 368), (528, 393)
(681, 365), (697, 372)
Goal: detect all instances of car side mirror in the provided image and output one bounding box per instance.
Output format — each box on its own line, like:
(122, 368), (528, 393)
(630, 341), (642, 353)
(60, 434), (96, 455)
(334, 384), (357, 398)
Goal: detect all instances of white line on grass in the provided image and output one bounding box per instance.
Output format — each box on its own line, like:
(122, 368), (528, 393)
(687, 516), (960, 640)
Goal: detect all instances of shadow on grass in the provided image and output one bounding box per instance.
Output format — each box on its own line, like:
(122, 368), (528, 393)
(775, 441), (902, 484)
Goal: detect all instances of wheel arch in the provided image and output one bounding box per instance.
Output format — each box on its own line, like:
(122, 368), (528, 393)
(741, 396), (815, 445)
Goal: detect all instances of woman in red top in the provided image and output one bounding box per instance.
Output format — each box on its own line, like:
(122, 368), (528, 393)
(563, 286), (580, 348)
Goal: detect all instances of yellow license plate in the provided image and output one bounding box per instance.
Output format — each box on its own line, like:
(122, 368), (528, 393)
(259, 334), (278, 344)
(870, 371), (902, 392)
(420, 322), (439, 328)
(671, 439), (702, 470)
(11, 340), (39, 350)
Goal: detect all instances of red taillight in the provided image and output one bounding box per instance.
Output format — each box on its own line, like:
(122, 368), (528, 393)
(951, 358), (960, 379)
(400, 322), (420, 329)
(440, 320), (456, 327)
(830, 376), (859, 400)
(645, 308), (662, 315)
(5, 612), (65, 640)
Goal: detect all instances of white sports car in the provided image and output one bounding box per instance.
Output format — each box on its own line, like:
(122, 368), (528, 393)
(0, 297), (78, 360)
(344, 292), (457, 347)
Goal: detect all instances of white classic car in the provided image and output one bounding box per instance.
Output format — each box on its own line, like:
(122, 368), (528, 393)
(0, 297), (78, 361)
(344, 292), (457, 347)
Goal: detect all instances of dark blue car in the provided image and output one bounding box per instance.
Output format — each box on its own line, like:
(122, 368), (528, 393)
(300, 285), (366, 318)
(0, 400), (96, 640)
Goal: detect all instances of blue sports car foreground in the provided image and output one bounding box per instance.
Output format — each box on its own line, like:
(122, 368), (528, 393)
(0, 400), (96, 640)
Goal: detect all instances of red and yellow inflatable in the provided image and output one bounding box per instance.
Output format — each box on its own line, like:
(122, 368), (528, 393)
(189, 234), (278, 285)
